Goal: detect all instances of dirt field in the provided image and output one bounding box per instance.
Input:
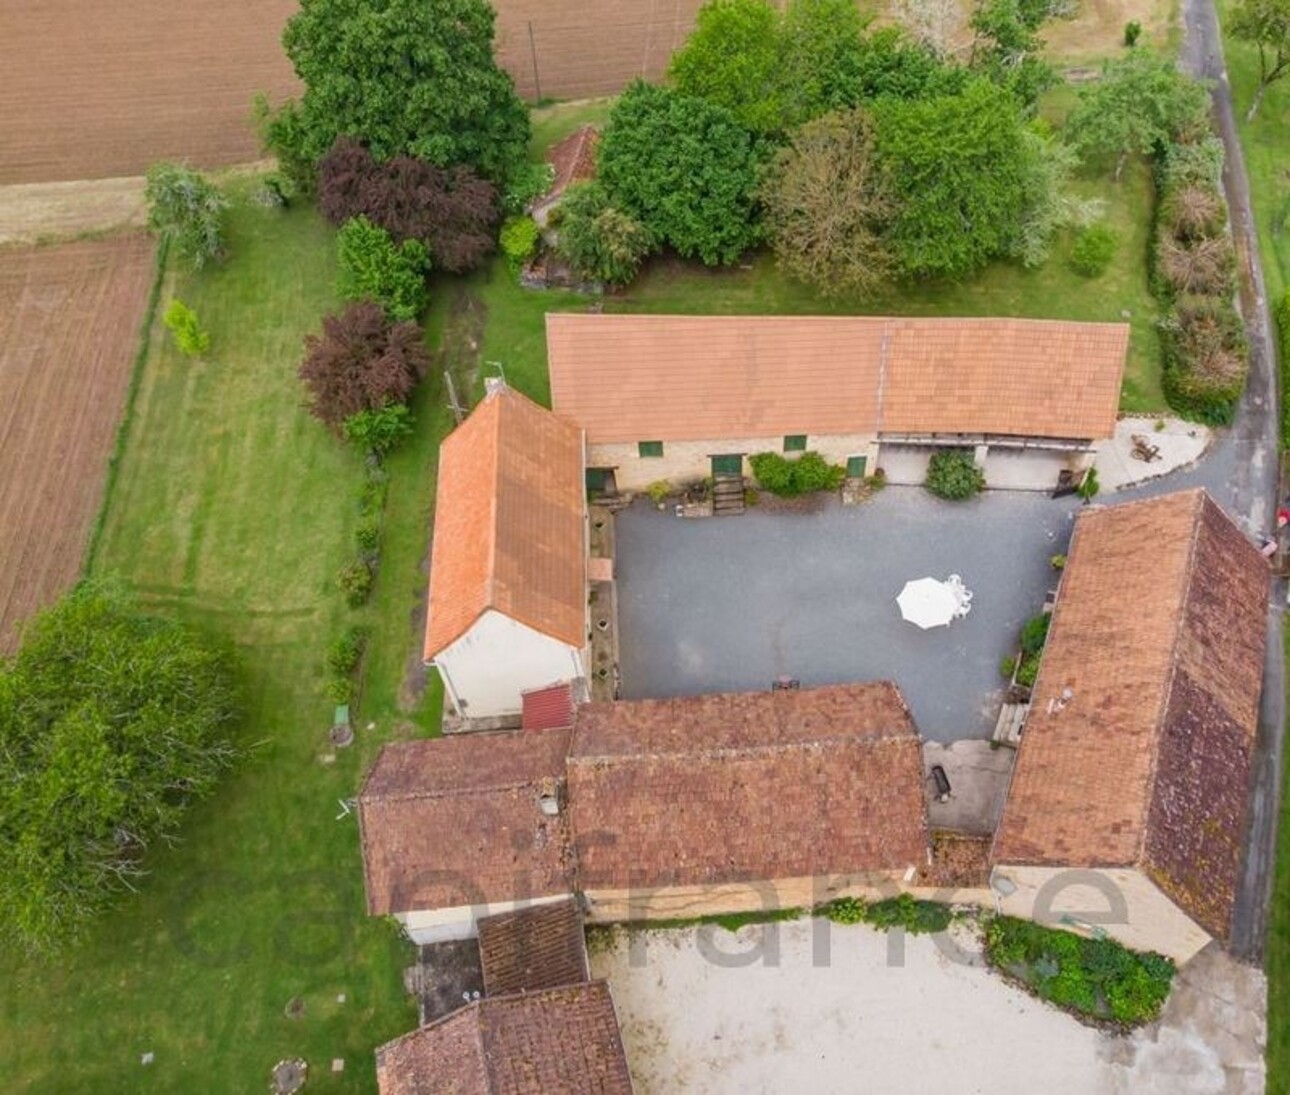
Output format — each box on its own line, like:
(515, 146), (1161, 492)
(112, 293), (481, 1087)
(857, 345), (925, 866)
(0, 0), (298, 184)
(0, 236), (155, 651)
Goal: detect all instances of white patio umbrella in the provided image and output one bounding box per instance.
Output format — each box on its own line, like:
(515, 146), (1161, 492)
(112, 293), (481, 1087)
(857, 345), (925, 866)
(896, 577), (960, 630)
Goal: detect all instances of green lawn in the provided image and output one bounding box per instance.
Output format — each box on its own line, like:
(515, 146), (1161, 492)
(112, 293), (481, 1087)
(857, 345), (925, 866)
(0, 186), (434, 1091)
(1219, 14), (1290, 1090)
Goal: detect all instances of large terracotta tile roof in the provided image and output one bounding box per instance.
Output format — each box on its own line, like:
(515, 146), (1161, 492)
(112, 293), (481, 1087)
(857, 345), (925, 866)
(376, 981), (632, 1094)
(993, 489), (1267, 940)
(424, 384), (586, 661)
(546, 314), (1127, 444)
(358, 731), (574, 916)
(567, 683), (929, 890)
(477, 899), (589, 996)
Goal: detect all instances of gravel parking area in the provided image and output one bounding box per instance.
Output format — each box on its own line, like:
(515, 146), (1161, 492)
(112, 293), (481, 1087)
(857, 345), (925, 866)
(615, 487), (1080, 742)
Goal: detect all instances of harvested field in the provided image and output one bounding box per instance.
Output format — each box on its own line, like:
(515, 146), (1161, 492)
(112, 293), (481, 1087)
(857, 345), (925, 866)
(0, 235), (155, 651)
(0, 0), (298, 184)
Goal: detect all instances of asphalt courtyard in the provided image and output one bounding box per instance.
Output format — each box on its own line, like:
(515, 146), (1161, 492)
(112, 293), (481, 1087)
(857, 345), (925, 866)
(615, 486), (1082, 743)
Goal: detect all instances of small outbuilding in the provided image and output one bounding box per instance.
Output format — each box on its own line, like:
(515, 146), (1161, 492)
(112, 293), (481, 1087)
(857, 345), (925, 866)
(424, 381), (588, 723)
(991, 489), (1268, 963)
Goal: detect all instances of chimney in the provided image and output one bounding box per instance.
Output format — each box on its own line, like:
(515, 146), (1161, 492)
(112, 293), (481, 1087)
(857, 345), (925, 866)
(484, 376), (508, 397)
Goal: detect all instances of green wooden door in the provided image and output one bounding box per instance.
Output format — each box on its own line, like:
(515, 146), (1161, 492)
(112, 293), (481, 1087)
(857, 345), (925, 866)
(847, 455), (868, 479)
(711, 454), (743, 477)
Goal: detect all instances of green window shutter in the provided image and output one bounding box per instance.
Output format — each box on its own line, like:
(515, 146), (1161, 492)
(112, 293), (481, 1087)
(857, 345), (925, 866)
(847, 455), (868, 478)
(783, 434), (807, 452)
(585, 467), (609, 493)
(638, 441), (664, 458)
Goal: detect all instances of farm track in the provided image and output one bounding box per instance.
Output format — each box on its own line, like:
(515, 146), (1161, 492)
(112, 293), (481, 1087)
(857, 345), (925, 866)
(0, 236), (156, 651)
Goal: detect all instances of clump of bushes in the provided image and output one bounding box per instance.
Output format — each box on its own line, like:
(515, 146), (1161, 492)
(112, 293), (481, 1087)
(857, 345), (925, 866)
(336, 215), (430, 321)
(984, 916), (1175, 1027)
(499, 215), (540, 274)
(749, 451), (846, 496)
(162, 298), (211, 357)
(1004, 611), (1051, 688)
(343, 404), (415, 457)
(924, 449), (985, 500)
(553, 182), (656, 287)
(1160, 295), (1248, 425)
(1069, 224), (1118, 278)
(819, 894), (952, 935)
(325, 625), (369, 704)
(336, 558), (375, 608)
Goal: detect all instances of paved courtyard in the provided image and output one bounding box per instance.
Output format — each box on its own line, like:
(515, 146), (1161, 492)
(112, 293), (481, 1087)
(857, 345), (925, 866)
(615, 486), (1081, 742)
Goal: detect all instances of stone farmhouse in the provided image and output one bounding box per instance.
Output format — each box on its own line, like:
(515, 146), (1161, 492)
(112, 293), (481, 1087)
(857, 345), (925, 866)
(547, 313), (1129, 493)
(992, 489), (1268, 964)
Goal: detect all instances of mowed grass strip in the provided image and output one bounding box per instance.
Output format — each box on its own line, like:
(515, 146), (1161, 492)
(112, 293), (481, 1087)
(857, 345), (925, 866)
(0, 186), (421, 1092)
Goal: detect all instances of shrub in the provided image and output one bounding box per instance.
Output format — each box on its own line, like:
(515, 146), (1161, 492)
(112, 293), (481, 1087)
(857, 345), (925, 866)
(343, 404), (415, 456)
(1155, 233), (1236, 297)
(646, 480), (671, 505)
(1159, 183), (1226, 241)
(318, 137), (501, 273)
(162, 298), (211, 357)
(336, 559), (375, 607)
(324, 676), (353, 704)
(336, 216), (430, 321)
(924, 449), (985, 500)
(1015, 657), (1040, 688)
(501, 161), (556, 216)
(499, 215), (540, 274)
(1077, 465), (1100, 500)
(749, 451), (846, 496)
(1277, 292), (1290, 449)
(355, 517), (382, 555)
(1159, 136), (1225, 193)
(1160, 296), (1248, 424)
(1069, 224), (1118, 278)
(298, 301), (428, 433)
(865, 895), (953, 934)
(554, 182), (656, 287)
(144, 163), (228, 270)
(1020, 613), (1051, 657)
(822, 897), (868, 924)
(326, 626), (369, 677)
(1123, 19), (1142, 45)
(1000, 654), (1018, 679)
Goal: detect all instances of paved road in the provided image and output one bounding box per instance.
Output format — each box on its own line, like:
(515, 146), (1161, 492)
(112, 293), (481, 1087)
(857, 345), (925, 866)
(1178, 0), (1285, 962)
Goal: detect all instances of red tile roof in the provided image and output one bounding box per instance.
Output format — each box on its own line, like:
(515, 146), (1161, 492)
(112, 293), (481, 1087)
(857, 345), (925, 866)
(477, 899), (589, 996)
(376, 981), (633, 1095)
(358, 731), (574, 916)
(993, 490), (1268, 940)
(424, 384), (586, 660)
(522, 682), (575, 732)
(567, 683), (928, 890)
(546, 314), (1127, 444)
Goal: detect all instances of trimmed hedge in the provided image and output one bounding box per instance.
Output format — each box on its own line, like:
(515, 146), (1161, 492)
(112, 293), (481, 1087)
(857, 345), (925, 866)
(749, 451), (846, 496)
(984, 916), (1175, 1027)
(1160, 295), (1247, 425)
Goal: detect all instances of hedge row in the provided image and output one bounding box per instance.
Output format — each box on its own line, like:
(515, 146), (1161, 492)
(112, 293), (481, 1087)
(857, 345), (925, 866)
(1278, 291), (1290, 451)
(1151, 135), (1248, 425)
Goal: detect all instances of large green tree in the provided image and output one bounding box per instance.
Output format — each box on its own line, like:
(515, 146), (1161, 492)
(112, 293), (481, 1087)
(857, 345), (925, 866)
(669, 0), (784, 132)
(1229, 0), (1290, 119)
(598, 82), (765, 266)
(1065, 50), (1211, 179)
(760, 108), (895, 297)
(271, 0), (529, 185)
(0, 585), (240, 953)
(144, 163), (228, 270)
(874, 79), (1033, 279)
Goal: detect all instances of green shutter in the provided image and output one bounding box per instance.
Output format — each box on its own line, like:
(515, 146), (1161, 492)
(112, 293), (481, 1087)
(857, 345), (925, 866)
(847, 455), (868, 478)
(585, 467), (609, 493)
(711, 454), (743, 476)
(783, 434), (807, 452)
(638, 441), (664, 458)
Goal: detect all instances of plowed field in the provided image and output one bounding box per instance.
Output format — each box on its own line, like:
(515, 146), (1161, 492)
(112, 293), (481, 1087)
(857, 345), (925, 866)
(0, 235), (155, 650)
(0, 0), (299, 184)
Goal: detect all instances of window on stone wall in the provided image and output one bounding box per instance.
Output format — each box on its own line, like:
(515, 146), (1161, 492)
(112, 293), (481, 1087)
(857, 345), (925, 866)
(638, 441), (664, 458)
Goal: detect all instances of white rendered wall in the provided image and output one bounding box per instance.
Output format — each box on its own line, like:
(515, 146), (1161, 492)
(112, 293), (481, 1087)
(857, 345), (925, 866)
(434, 610), (585, 719)
(398, 893), (573, 944)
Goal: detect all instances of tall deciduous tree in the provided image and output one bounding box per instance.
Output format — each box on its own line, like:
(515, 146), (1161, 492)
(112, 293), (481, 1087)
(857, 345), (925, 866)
(144, 163), (228, 270)
(874, 79), (1032, 279)
(598, 82), (765, 266)
(669, 0), (784, 133)
(298, 301), (429, 432)
(760, 109), (895, 297)
(318, 138), (501, 274)
(0, 584), (240, 953)
(1065, 50), (1211, 179)
(1229, 0), (1290, 118)
(270, 0), (529, 185)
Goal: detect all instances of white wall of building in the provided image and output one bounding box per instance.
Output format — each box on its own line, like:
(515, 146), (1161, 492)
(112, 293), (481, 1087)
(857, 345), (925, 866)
(434, 610), (586, 720)
(990, 864), (1213, 964)
(398, 893), (574, 944)
(588, 434), (880, 492)
(876, 441), (1090, 492)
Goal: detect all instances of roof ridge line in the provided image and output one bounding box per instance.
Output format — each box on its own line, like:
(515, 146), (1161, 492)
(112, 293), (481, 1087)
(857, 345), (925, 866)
(569, 733), (914, 765)
(368, 773), (565, 804)
(1133, 489), (1206, 865)
(875, 321), (892, 433)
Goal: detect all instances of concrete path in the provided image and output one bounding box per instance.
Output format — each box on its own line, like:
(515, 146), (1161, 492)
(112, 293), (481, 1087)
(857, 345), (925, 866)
(1096, 416), (1212, 493)
(923, 740), (1015, 836)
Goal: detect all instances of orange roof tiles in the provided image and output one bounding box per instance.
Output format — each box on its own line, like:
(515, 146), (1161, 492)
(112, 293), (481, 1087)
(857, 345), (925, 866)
(424, 384), (586, 660)
(545, 314), (1127, 444)
(376, 981), (632, 1095)
(358, 731), (574, 916)
(567, 683), (929, 890)
(993, 490), (1268, 940)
